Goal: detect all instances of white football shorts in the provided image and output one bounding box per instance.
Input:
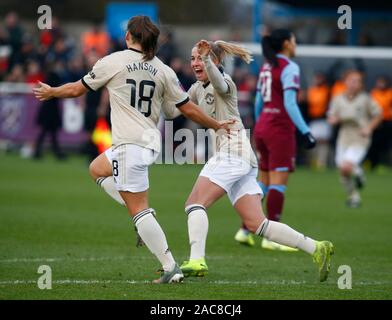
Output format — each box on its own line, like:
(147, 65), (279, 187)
(335, 143), (368, 167)
(105, 144), (158, 193)
(199, 153), (262, 205)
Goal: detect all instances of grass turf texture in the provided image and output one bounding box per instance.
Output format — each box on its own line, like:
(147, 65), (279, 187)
(0, 153), (391, 300)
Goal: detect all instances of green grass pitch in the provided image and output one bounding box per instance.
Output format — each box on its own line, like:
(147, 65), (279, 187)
(0, 153), (391, 299)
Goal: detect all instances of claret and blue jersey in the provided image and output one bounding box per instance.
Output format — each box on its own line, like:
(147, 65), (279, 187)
(254, 54), (309, 136)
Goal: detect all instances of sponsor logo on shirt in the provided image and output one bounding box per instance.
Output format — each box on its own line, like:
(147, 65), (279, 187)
(264, 107), (281, 114)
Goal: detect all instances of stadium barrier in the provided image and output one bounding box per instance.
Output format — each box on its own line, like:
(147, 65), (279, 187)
(0, 82), (88, 150)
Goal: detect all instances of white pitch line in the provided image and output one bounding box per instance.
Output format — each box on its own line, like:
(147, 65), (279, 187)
(0, 279), (391, 286)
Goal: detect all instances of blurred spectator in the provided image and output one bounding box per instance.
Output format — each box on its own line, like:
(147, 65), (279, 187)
(307, 72), (332, 170)
(39, 17), (64, 50)
(47, 37), (72, 64)
(331, 76), (347, 98)
(170, 57), (194, 91)
(327, 30), (346, 46)
(83, 53), (110, 162)
(358, 33), (375, 47)
(4, 64), (24, 82)
(33, 64), (66, 160)
(5, 11), (24, 70)
(81, 22), (110, 57)
(237, 73), (257, 129)
(368, 75), (392, 169)
(18, 35), (39, 65)
(66, 56), (85, 82)
(25, 60), (44, 84)
(157, 30), (177, 65)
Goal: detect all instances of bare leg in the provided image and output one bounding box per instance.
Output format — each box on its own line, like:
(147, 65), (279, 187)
(89, 152), (125, 206)
(186, 176), (226, 208)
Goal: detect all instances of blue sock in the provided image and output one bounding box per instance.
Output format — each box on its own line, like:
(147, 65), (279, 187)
(258, 181), (269, 196)
(269, 184), (287, 193)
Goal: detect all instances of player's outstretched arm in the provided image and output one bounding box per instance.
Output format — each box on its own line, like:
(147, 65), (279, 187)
(178, 100), (234, 131)
(33, 80), (88, 101)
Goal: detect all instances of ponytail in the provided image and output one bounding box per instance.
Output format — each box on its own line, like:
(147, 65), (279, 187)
(262, 35), (278, 67)
(127, 16), (160, 61)
(261, 29), (293, 67)
(210, 40), (253, 64)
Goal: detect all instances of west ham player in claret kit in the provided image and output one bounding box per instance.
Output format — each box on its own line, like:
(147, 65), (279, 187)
(235, 29), (317, 251)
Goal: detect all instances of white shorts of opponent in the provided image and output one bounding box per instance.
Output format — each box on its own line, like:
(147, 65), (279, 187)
(199, 153), (262, 205)
(335, 143), (368, 167)
(104, 144), (158, 193)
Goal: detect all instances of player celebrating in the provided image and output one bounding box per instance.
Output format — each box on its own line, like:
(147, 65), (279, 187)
(180, 39), (333, 282)
(234, 29), (316, 251)
(328, 70), (382, 208)
(33, 16), (233, 284)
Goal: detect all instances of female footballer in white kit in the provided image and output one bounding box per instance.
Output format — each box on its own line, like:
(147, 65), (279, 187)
(328, 70), (382, 208)
(33, 16), (233, 284)
(179, 40), (334, 282)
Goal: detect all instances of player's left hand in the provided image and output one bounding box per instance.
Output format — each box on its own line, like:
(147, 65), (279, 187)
(360, 126), (371, 138)
(197, 40), (211, 57)
(33, 81), (53, 101)
(302, 132), (317, 149)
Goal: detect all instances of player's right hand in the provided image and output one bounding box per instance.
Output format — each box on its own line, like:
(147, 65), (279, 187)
(33, 81), (53, 101)
(303, 132), (317, 149)
(218, 119), (237, 131)
(197, 40), (211, 57)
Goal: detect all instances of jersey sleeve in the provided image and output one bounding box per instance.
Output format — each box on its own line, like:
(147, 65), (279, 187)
(223, 75), (237, 96)
(163, 66), (190, 108)
(82, 55), (119, 91)
(281, 62), (300, 91)
(162, 100), (182, 119)
(187, 84), (198, 103)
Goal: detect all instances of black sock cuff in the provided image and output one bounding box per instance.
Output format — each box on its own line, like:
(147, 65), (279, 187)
(96, 177), (107, 186)
(185, 204), (206, 215)
(132, 208), (155, 225)
(257, 219), (270, 236)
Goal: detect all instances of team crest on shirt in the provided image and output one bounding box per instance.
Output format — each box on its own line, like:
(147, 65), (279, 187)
(88, 71), (96, 79)
(205, 93), (214, 105)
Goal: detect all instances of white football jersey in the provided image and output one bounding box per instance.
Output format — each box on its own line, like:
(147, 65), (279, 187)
(188, 73), (258, 167)
(83, 48), (189, 152)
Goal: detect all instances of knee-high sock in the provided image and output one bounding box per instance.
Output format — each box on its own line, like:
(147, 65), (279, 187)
(256, 219), (316, 254)
(133, 208), (175, 272)
(96, 177), (125, 206)
(186, 204), (208, 260)
(266, 185), (286, 221)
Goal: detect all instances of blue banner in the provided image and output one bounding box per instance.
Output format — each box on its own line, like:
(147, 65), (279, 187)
(106, 2), (158, 40)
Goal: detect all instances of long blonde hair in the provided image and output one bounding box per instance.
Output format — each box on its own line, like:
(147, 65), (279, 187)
(209, 40), (253, 64)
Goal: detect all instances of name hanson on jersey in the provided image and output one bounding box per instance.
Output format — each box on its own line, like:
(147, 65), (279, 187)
(126, 62), (158, 77)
